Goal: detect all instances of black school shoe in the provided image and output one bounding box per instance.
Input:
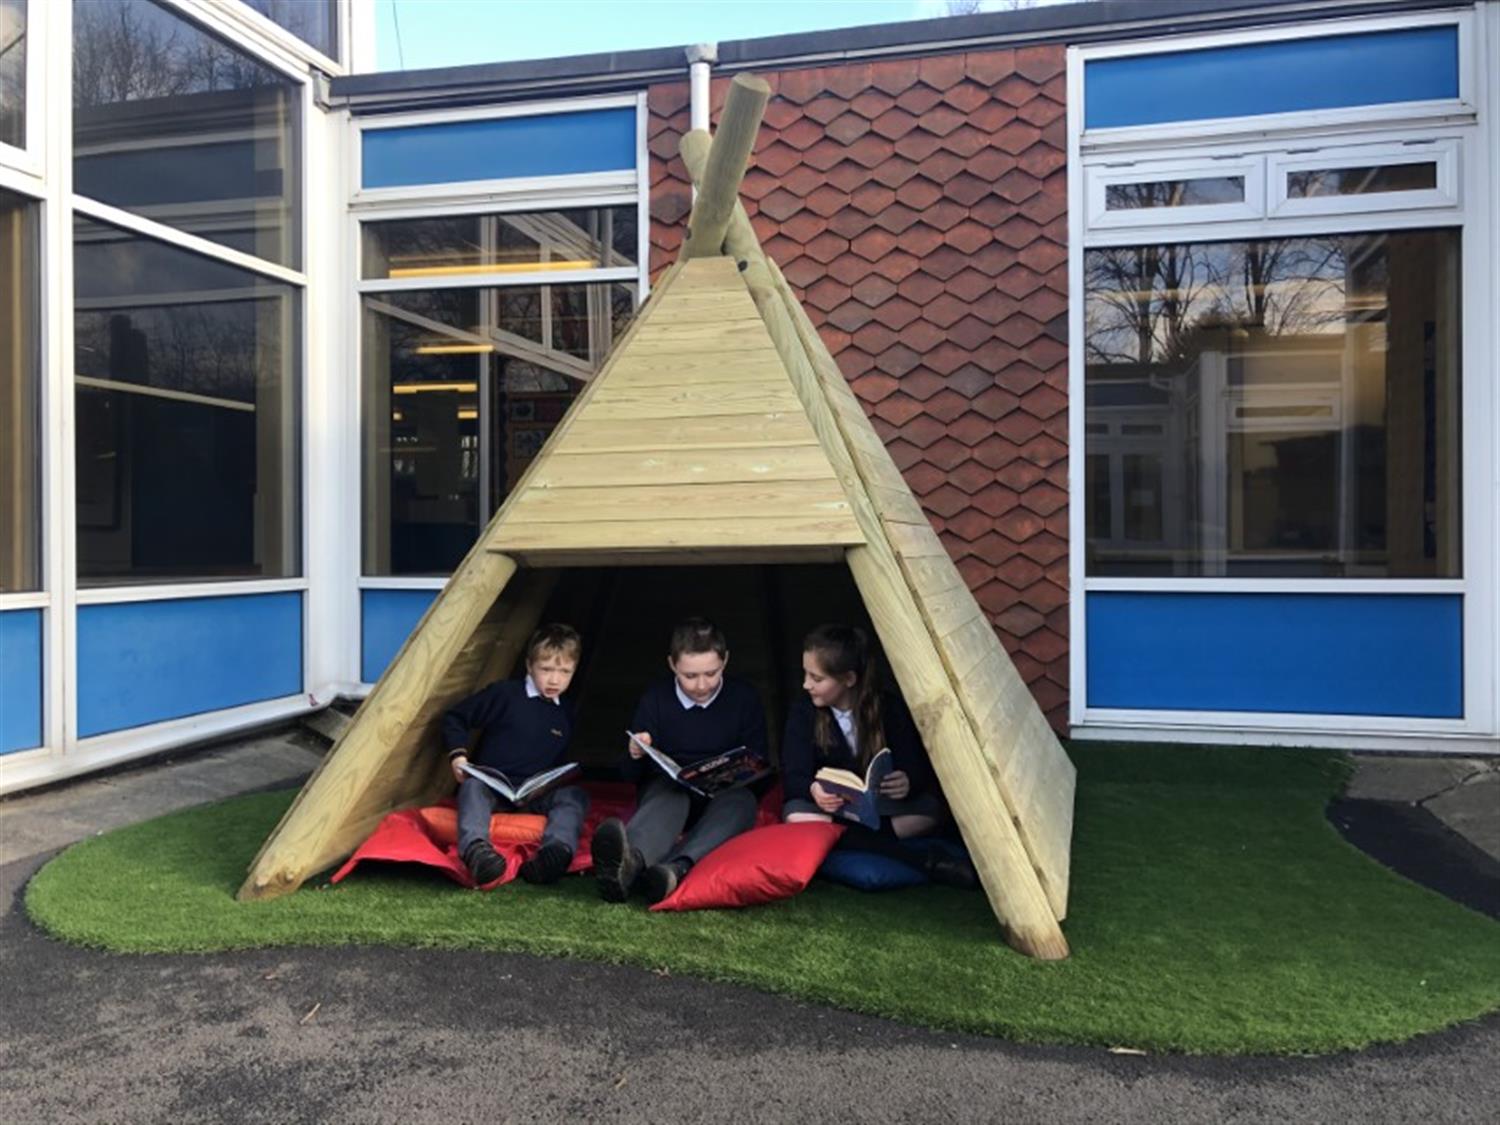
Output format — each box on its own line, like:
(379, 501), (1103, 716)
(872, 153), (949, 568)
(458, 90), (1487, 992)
(519, 841), (573, 885)
(641, 858), (692, 905)
(592, 818), (643, 902)
(463, 840), (507, 886)
(923, 850), (979, 890)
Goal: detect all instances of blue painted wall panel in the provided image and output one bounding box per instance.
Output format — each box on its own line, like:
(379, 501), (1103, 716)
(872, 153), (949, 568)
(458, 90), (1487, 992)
(77, 594), (303, 737)
(363, 107), (637, 189)
(1, 610), (43, 754)
(1085, 27), (1459, 129)
(1087, 593), (1462, 717)
(362, 589), (438, 684)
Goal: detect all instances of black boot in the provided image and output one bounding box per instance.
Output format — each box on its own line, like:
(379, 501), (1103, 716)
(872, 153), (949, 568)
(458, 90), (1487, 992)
(519, 841), (573, 885)
(462, 840), (507, 885)
(641, 857), (692, 904)
(592, 818), (643, 902)
(923, 849), (979, 890)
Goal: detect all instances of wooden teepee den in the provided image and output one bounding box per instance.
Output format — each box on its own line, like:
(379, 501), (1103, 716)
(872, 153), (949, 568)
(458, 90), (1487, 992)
(240, 75), (1076, 960)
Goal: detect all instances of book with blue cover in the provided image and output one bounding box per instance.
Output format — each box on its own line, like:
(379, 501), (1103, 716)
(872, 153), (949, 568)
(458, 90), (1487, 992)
(814, 747), (894, 829)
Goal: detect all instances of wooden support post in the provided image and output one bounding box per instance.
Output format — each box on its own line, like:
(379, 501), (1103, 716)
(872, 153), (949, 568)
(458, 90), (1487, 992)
(681, 74), (770, 259)
(238, 550), (520, 901)
(680, 137), (1070, 960)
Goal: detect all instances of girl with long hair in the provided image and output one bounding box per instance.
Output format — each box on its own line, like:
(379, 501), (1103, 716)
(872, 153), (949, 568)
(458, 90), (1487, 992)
(781, 624), (976, 887)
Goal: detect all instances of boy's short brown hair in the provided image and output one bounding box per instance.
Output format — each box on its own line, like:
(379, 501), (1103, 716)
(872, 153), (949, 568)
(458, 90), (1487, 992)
(527, 623), (582, 665)
(668, 616), (728, 661)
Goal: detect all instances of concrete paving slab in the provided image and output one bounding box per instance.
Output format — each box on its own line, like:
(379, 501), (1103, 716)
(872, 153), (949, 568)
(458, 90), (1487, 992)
(1344, 755), (1487, 803)
(0, 733), (321, 866)
(1426, 771), (1500, 864)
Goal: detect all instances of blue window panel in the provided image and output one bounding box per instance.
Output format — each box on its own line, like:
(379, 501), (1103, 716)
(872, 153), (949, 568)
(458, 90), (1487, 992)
(1085, 27), (1459, 129)
(362, 107), (637, 189)
(1, 610), (43, 755)
(78, 594), (303, 737)
(1086, 593), (1462, 718)
(362, 589), (438, 683)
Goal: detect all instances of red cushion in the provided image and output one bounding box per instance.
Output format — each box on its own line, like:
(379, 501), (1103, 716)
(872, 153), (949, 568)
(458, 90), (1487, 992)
(649, 822), (845, 912)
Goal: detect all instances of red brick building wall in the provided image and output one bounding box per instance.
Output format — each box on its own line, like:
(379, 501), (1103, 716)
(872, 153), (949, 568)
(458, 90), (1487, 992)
(647, 47), (1070, 730)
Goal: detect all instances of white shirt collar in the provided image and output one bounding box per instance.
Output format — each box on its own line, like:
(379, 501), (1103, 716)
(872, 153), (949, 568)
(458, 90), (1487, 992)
(675, 680), (724, 710)
(831, 705), (856, 745)
(525, 675), (560, 705)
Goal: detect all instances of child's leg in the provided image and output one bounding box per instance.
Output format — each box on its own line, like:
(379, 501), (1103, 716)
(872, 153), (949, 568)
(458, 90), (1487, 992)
(537, 785), (589, 854)
(626, 775), (692, 866)
(669, 786), (756, 864)
(781, 796), (832, 824)
(456, 778), (501, 856)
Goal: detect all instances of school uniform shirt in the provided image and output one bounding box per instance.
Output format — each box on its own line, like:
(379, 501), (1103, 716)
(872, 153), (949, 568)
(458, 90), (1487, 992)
(623, 674), (768, 782)
(780, 688), (936, 804)
(442, 675), (574, 780)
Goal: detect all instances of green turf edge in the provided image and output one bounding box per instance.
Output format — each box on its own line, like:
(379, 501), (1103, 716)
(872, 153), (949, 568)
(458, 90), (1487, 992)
(23, 746), (1500, 1057)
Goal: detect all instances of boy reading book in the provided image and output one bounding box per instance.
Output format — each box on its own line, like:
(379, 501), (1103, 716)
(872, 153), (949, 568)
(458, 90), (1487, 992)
(781, 623), (977, 888)
(443, 623), (589, 887)
(593, 617), (768, 905)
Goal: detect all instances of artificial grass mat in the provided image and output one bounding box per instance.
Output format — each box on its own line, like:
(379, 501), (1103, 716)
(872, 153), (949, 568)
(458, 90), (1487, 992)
(25, 744), (1500, 1056)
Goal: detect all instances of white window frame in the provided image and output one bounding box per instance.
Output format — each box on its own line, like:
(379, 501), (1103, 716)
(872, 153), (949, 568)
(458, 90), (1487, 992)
(1268, 137), (1460, 219)
(0, 0), (46, 180)
(0, 0), (350, 796)
(1066, 7), (1498, 750)
(175, 0), (350, 76)
(344, 92), (651, 685)
(1079, 8), (1478, 156)
(1085, 155), (1263, 230)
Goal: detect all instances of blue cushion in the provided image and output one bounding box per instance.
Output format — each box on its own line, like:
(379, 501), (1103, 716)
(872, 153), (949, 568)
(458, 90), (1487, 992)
(817, 836), (974, 892)
(818, 849), (927, 891)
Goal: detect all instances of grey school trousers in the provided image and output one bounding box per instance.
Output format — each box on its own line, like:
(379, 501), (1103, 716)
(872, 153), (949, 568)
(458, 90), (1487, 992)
(457, 780), (589, 857)
(626, 774), (757, 866)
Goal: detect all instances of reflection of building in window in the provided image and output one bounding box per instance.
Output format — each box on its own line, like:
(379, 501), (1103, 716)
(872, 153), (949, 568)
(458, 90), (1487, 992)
(72, 217), (300, 583)
(1, 189), (40, 592)
(71, 0), (300, 269)
(0, 0), (25, 149)
(1085, 230), (1460, 578)
(360, 206), (638, 576)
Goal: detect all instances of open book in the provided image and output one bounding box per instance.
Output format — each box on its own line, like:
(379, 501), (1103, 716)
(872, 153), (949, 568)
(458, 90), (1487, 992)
(458, 761), (580, 805)
(814, 747), (894, 829)
(626, 730), (771, 798)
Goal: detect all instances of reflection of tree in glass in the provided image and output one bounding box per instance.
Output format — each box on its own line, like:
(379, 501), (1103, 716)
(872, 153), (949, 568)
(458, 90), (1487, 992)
(73, 0), (281, 107)
(0, 0), (24, 146)
(75, 302), (269, 404)
(1086, 236), (1353, 368)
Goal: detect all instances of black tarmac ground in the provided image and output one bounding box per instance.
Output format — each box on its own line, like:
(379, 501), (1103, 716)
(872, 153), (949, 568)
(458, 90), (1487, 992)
(3, 848), (1498, 1125)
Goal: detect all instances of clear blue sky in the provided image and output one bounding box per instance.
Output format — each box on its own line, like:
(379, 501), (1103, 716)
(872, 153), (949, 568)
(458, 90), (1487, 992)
(374, 0), (1037, 72)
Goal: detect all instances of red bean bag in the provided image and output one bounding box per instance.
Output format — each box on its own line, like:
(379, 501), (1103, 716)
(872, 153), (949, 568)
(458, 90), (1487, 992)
(649, 821), (845, 912)
(332, 781), (787, 892)
(330, 781), (637, 890)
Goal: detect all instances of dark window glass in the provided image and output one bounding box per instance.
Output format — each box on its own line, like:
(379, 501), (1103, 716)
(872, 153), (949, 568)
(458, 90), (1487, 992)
(361, 207), (637, 280)
(243, 0), (338, 60)
(0, 0), (24, 148)
(72, 0), (302, 269)
(74, 217), (301, 583)
(1286, 163), (1438, 198)
(361, 283), (637, 576)
(2, 188), (40, 591)
(1105, 177), (1245, 210)
(1085, 230), (1460, 578)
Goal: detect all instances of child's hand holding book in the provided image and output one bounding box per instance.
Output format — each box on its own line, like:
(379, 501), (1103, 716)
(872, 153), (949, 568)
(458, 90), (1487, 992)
(626, 731), (651, 759)
(877, 769), (910, 800)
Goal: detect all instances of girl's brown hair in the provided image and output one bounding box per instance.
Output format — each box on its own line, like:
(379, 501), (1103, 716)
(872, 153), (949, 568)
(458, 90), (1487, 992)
(803, 624), (884, 769)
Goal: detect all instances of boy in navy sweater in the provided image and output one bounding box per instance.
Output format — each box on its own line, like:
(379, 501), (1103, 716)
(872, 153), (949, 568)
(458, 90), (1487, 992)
(444, 623), (589, 886)
(593, 617), (767, 905)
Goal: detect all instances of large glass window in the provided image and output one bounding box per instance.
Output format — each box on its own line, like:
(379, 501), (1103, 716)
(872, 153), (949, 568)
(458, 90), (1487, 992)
(2, 188), (40, 591)
(0, 0), (23, 149)
(243, 0), (338, 61)
(1085, 229), (1460, 578)
(74, 217), (301, 583)
(362, 281), (636, 576)
(72, 0), (302, 269)
(362, 206), (637, 280)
